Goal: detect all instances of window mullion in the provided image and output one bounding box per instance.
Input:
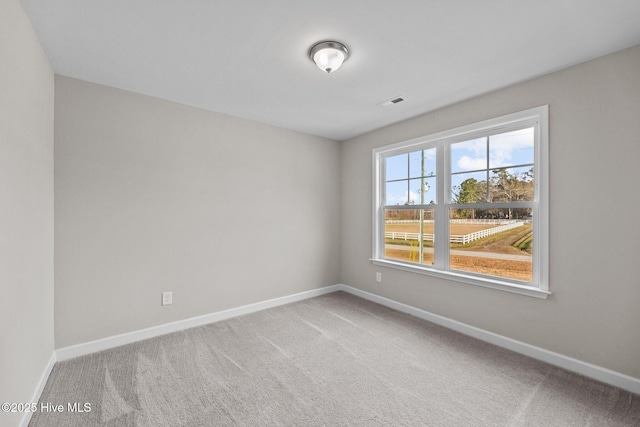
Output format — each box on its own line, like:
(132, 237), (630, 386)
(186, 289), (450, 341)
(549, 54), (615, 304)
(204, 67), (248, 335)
(435, 140), (448, 270)
(374, 151), (385, 260)
(486, 136), (490, 202)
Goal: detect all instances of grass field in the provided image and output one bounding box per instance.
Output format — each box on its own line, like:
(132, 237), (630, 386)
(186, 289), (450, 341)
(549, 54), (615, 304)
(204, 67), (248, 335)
(385, 221), (533, 281)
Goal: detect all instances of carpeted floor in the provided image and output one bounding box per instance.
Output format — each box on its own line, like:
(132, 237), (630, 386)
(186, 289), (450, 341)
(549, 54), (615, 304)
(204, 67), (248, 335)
(31, 291), (640, 426)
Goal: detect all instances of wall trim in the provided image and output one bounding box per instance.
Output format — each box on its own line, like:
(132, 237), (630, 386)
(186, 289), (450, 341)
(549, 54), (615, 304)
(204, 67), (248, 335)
(56, 285), (341, 361)
(20, 352), (56, 427)
(337, 284), (640, 395)
(53, 283), (639, 396)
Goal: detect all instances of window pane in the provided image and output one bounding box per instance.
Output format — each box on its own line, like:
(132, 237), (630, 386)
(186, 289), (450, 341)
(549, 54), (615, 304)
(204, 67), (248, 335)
(451, 137), (487, 173)
(386, 153), (408, 181)
(449, 208), (533, 282)
(489, 166), (534, 202)
(385, 181), (410, 206)
(409, 177), (437, 205)
(451, 172), (488, 204)
(385, 209), (435, 265)
(409, 148), (437, 178)
(489, 127), (534, 169)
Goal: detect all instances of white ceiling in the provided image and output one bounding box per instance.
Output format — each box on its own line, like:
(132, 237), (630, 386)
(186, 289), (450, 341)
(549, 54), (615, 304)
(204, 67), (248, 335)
(22, 0), (640, 141)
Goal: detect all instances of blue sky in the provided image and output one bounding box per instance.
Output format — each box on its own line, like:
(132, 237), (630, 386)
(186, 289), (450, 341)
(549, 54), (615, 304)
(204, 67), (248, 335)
(385, 127), (534, 205)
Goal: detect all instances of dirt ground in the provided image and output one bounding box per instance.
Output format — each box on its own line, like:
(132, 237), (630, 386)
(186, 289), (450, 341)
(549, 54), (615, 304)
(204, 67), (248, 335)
(385, 223), (490, 235)
(384, 245), (532, 282)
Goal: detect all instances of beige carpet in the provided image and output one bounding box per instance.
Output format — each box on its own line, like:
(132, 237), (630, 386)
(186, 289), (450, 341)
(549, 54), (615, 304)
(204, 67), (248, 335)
(31, 292), (640, 426)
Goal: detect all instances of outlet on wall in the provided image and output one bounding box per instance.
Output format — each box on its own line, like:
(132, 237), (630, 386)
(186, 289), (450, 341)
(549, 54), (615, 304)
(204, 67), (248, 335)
(376, 272), (382, 283)
(162, 291), (173, 306)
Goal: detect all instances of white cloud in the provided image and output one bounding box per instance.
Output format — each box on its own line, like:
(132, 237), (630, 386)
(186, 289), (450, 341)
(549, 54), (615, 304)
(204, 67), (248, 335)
(457, 155), (486, 170)
(407, 190), (419, 204)
(452, 128), (534, 169)
(489, 128), (534, 167)
(386, 189), (419, 205)
(451, 138), (485, 153)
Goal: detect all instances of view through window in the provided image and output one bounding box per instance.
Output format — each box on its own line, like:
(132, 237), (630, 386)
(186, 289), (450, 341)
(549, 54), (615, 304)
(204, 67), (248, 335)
(373, 107), (548, 296)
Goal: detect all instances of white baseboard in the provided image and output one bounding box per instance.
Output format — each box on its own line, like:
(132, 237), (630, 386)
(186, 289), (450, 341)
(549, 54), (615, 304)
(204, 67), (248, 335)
(56, 285), (341, 361)
(337, 284), (640, 395)
(20, 352), (56, 427)
(52, 282), (639, 396)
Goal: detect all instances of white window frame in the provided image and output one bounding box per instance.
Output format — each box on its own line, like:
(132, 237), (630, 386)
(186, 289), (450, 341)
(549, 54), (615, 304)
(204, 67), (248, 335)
(372, 106), (549, 299)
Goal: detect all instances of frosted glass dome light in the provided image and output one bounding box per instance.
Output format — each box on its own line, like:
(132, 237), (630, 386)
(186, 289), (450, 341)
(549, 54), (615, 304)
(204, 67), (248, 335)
(309, 41), (349, 74)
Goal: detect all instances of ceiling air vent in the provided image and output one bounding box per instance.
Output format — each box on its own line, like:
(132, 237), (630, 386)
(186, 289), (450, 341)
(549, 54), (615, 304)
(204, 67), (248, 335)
(377, 96), (405, 107)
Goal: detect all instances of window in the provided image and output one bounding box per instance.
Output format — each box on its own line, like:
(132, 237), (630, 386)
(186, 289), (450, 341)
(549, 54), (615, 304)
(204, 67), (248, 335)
(372, 106), (549, 298)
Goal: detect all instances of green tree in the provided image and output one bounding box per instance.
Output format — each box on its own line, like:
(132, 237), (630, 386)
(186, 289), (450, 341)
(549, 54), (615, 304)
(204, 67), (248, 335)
(454, 178), (485, 203)
(452, 178), (485, 219)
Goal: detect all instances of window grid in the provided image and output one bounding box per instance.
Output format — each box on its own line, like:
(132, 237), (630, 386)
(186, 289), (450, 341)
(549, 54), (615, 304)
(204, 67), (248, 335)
(373, 106), (549, 298)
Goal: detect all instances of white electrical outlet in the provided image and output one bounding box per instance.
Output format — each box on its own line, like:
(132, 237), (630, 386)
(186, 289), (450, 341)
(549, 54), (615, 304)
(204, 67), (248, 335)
(162, 291), (173, 306)
(376, 272), (382, 283)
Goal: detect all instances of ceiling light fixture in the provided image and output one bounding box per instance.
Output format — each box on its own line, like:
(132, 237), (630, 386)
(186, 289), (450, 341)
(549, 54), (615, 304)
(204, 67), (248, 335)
(309, 41), (349, 74)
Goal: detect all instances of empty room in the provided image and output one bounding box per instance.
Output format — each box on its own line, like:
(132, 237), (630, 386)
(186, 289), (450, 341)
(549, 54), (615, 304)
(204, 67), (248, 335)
(2, 0), (640, 426)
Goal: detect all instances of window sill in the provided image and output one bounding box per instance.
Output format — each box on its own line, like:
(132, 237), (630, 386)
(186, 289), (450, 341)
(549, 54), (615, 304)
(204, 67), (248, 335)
(370, 258), (550, 299)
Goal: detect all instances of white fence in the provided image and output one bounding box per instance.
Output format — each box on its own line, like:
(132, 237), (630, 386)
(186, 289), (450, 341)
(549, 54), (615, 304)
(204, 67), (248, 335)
(386, 219), (435, 224)
(385, 232), (435, 241)
(385, 221), (523, 244)
(450, 219), (522, 225)
(386, 219), (521, 225)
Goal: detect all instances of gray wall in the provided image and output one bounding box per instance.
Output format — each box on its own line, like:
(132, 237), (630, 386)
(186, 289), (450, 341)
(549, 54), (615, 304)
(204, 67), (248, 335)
(4, 4), (639, 413)
(0, 0), (54, 425)
(54, 76), (341, 348)
(341, 45), (640, 379)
